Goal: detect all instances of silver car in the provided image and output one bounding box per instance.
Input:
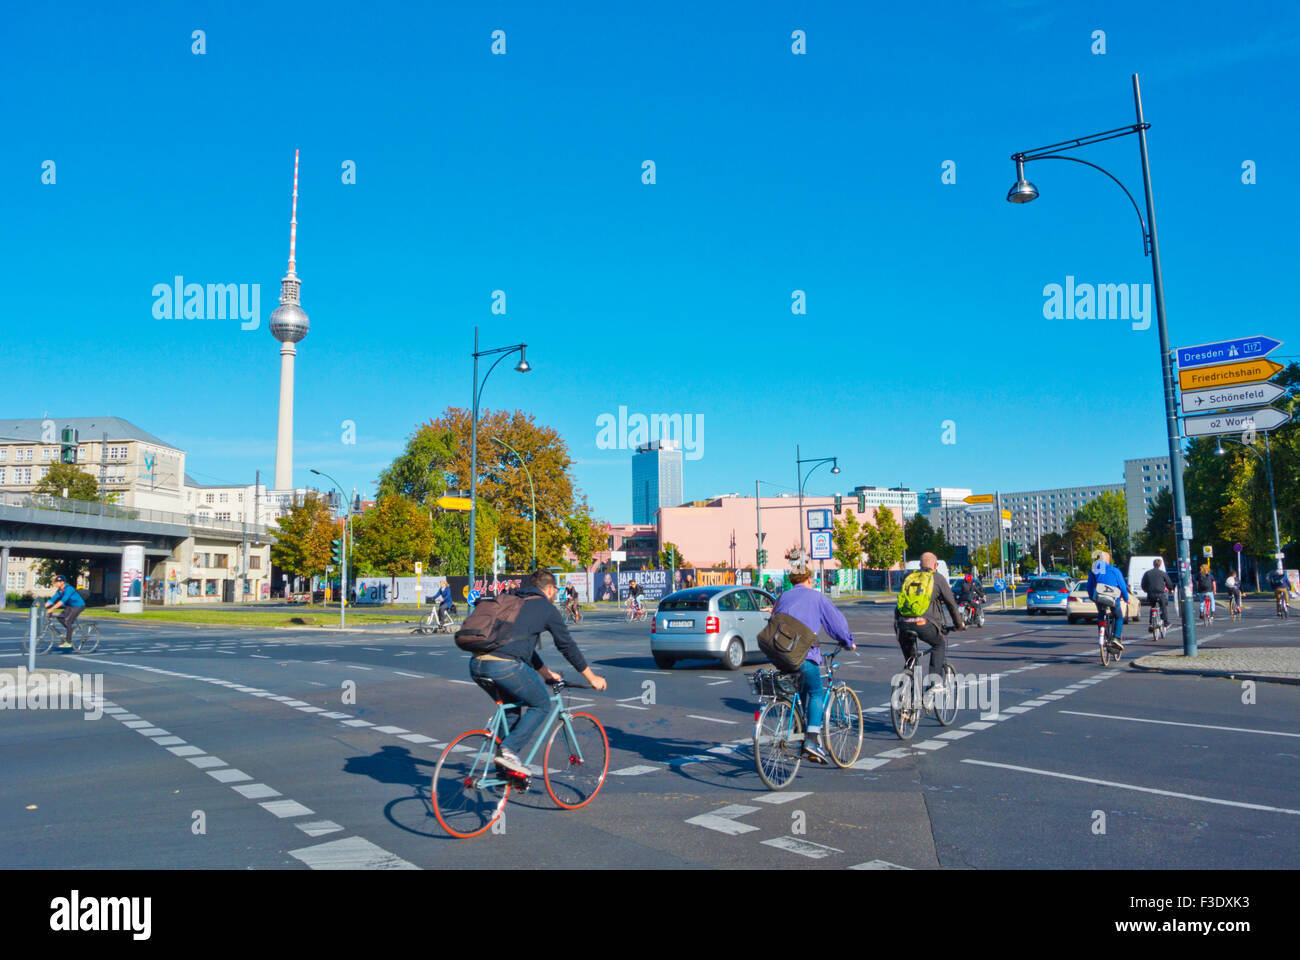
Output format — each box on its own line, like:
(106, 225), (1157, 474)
(650, 586), (775, 670)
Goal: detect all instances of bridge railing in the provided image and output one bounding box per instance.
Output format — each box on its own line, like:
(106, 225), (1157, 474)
(0, 491), (274, 541)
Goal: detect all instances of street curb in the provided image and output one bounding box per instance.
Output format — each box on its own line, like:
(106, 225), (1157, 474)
(1128, 659), (1300, 686)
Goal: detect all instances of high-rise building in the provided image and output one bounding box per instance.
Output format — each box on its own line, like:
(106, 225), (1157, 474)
(848, 485), (919, 519)
(269, 150), (309, 493)
(632, 439), (683, 524)
(1124, 456), (1173, 536)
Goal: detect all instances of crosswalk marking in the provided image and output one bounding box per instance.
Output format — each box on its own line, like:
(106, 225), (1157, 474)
(288, 836), (418, 870)
(761, 836), (842, 859)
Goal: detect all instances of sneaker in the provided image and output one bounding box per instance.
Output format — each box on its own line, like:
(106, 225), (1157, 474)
(802, 739), (830, 764)
(493, 748), (529, 778)
(59, 641), (73, 648)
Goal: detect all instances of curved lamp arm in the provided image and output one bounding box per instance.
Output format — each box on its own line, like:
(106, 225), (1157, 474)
(1020, 154), (1151, 256)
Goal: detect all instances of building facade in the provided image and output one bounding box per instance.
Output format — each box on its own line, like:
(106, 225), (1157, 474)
(631, 439), (684, 524)
(1124, 456), (1172, 537)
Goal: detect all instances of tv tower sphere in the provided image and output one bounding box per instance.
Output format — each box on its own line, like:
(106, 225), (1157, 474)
(270, 301), (309, 342)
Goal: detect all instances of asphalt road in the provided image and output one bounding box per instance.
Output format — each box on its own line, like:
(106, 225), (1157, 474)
(2, 603), (1297, 870)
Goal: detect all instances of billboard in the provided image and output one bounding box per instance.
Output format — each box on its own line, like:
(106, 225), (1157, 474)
(120, 544), (144, 613)
(618, 569), (668, 601)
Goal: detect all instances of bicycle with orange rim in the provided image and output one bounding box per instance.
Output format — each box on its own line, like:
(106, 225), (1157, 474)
(431, 677), (608, 838)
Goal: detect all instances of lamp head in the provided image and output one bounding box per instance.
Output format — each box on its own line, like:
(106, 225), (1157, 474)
(514, 346), (531, 373)
(1215, 440), (1225, 455)
(830, 463), (841, 475)
(310, 468), (321, 475)
(1007, 157), (1039, 204)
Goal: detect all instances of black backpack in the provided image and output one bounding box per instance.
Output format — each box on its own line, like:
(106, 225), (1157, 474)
(455, 593), (527, 654)
(756, 613), (817, 673)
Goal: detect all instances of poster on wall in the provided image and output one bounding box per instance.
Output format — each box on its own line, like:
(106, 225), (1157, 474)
(592, 570), (619, 601)
(555, 572), (590, 602)
(618, 570), (668, 601)
(120, 544), (144, 613)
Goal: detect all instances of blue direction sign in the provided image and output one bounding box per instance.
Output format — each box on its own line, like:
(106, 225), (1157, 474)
(1175, 335), (1282, 370)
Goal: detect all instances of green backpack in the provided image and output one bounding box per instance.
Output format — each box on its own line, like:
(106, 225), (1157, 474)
(897, 570), (935, 618)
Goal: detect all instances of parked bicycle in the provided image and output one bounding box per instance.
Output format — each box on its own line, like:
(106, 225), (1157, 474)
(431, 677), (608, 838)
(749, 644), (863, 790)
(890, 624), (958, 740)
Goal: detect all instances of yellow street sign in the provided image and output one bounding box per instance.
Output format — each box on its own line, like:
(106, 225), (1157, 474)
(1001, 509), (1011, 520)
(963, 494), (995, 504)
(1178, 359), (1282, 392)
(437, 496), (473, 511)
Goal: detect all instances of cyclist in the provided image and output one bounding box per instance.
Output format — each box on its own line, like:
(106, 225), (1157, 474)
(1195, 564), (1216, 620)
(956, 573), (985, 619)
(771, 548), (855, 764)
(626, 578), (644, 616)
(1224, 570), (1243, 617)
(432, 580), (454, 627)
(1087, 552), (1130, 649)
(564, 582), (581, 622)
(1268, 567), (1290, 615)
(1140, 558), (1175, 631)
(44, 574), (86, 649)
(467, 570), (607, 778)
(894, 551), (964, 698)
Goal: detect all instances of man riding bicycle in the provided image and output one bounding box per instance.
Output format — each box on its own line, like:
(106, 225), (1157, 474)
(1140, 558), (1175, 629)
(1224, 570), (1243, 616)
(432, 581), (454, 626)
(564, 582), (581, 622)
(895, 552), (965, 697)
(44, 574), (86, 649)
(466, 570), (607, 778)
(1268, 568), (1290, 613)
(769, 548), (855, 764)
(1087, 552), (1130, 648)
(626, 578), (644, 615)
(1195, 564), (1216, 619)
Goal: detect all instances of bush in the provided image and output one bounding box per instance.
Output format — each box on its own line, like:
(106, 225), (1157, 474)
(5, 591), (37, 607)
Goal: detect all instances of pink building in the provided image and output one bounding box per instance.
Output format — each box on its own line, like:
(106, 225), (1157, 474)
(658, 495), (905, 570)
(591, 523), (658, 568)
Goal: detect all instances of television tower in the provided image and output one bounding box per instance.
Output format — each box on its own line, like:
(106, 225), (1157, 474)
(269, 150), (309, 491)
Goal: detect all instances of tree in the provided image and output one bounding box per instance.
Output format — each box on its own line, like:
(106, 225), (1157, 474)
(861, 507), (906, 591)
(972, 542), (1002, 572)
(271, 494), (335, 581)
(352, 496), (434, 592)
(904, 513), (955, 563)
(32, 465), (101, 585)
(658, 542), (688, 569)
(1070, 491), (1131, 568)
(564, 505), (607, 570)
(1135, 487), (1175, 558)
(832, 509), (863, 572)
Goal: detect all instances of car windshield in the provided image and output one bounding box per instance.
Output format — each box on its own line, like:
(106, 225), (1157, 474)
(1031, 579), (1066, 591)
(658, 587), (724, 611)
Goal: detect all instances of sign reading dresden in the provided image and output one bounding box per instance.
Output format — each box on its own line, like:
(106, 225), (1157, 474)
(1175, 335), (1281, 370)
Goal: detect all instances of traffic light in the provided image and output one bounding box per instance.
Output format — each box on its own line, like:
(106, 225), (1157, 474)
(834, 494), (842, 515)
(60, 427), (78, 464)
(757, 549), (767, 565)
(857, 492), (866, 512)
(330, 538), (343, 565)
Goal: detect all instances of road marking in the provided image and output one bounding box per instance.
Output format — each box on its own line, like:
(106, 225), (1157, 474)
(611, 765), (661, 776)
(686, 804), (761, 835)
(372, 725), (410, 735)
(187, 756), (226, 769)
(341, 719), (374, 727)
(261, 799), (315, 819)
(687, 714), (739, 725)
(251, 654), (270, 659)
(852, 757), (891, 770)
(394, 671), (423, 679)
(753, 791), (812, 804)
(617, 702), (649, 710)
(875, 748), (913, 759)
(315, 660), (337, 664)
(708, 680), (731, 686)
(961, 759), (1300, 815)
(1021, 699), (1049, 706)
(167, 746), (205, 757)
(288, 836), (419, 870)
(934, 730), (973, 740)
(362, 647), (383, 651)
(398, 733), (437, 744)
(208, 768), (253, 784)
(762, 836), (842, 859)
(1002, 706), (1033, 714)
(320, 712), (350, 719)
(449, 680), (474, 685)
(1059, 711), (1300, 739)
(849, 860), (912, 870)
(350, 666), (373, 671)
(121, 720), (152, 729)
(297, 706), (325, 713)
(912, 740), (948, 751)
(232, 783), (282, 800)
(296, 821), (344, 838)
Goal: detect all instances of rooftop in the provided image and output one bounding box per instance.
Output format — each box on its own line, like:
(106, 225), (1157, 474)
(0, 417), (179, 449)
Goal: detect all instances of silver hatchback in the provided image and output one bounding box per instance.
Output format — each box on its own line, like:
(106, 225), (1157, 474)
(650, 586), (775, 670)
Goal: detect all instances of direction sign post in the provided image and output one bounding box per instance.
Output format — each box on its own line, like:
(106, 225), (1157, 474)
(1180, 381), (1286, 413)
(1178, 359), (1283, 392)
(963, 494), (995, 504)
(1182, 407), (1289, 438)
(1175, 335), (1282, 370)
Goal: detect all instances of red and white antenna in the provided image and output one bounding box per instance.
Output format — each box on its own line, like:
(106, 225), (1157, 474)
(287, 149), (300, 278)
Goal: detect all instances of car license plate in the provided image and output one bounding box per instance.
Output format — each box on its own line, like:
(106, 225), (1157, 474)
(668, 620), (693, 628)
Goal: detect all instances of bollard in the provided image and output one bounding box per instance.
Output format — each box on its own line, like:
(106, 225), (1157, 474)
(28, 603), (38, 672)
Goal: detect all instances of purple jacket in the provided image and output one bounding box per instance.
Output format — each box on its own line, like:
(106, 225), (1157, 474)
(770, 585), (855, 664)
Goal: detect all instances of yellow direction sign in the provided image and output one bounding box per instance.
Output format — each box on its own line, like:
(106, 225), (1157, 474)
(963, 494), (995, 504)
(1001, 509), (1011, 520)
(1178, 359), (1282, 392)
(436, 496), (473, 511)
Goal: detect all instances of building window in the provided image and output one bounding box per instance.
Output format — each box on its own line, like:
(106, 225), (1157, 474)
(0, 449), (5, 461)
(219, 492), (229, 503)
(249, 556), (261, 570)
(22, 448), (33, 461)
(216, 511), (231, 521)
(16, 467), (32, 484)
(205, 493), (215, 504)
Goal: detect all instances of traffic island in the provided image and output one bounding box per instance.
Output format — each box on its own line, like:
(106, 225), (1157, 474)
(1132, 646), (1300, 685)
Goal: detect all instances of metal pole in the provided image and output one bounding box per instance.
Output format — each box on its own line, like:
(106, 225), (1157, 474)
(28, 603), (37, 672)
(1265, 433), (1283, 574)
(754, 480), (763, 575)
(1036, 495), (1043, 574)
(1133, 73), (1196, 656)
(490, 435), (536, 570)
(469, 326), (480, 592)
(796, 444), (804, 550)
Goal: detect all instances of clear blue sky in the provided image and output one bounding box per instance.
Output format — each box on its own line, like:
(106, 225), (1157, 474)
(6, 0), (1298, 520)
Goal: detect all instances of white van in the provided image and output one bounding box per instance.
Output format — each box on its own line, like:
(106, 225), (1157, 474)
(904, 559), (951, 582)
(1127, 556), (1172, 600)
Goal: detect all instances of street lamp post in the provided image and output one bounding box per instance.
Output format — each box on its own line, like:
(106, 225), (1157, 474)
(309, 468), (348, 630)
(469, 327), (530, 590)
(1215, 435), (1285, 580)
(490, 435), (537, 571)
(1006, 73), (1198, 656)
(795, 444), (840, 550)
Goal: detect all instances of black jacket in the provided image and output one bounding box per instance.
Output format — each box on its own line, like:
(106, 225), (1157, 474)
(1140, 568), (1174, 598)
(491, 585), (589, 673)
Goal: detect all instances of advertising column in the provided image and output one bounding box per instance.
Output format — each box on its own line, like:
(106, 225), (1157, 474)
(120, 542), (146, 613)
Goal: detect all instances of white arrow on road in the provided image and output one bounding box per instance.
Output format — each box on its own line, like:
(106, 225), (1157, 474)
(1182, 406), (1290, 438)
(1180, 381), (1286, 412)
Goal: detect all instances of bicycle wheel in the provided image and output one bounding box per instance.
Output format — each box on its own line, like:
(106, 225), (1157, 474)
(890, 668), (921, 741)
(823, 684), (863, 768)
(40, 622), (59, 654)
(431, 730), (511, 838)
(74, 622), (100, 654)
(754, 699), (803, 790)
(934, 663), (959, 726)
(544, 713), (609, 809)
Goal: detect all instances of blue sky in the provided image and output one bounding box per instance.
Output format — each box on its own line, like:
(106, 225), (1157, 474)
(6, 0), (1298, 520)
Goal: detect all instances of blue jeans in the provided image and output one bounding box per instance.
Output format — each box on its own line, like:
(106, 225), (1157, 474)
(468, 657), (551, 754)
(798, 659), (826, 732)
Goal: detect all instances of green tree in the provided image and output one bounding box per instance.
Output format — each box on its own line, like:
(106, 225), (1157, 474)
(1134, 487), (1176, 558)
(861, 507), (906, 591)
(832, 509), (863, 572)
(904, 513), (955, 563)
(1069, 491), (1131, 568)
(271, 493), (335, 580)
(971, 542), (1002, 572)
(352, 496), (434, 592)
(564, 506), (607, 570)
(657, 542), (688, 569)
(32, 465), (101, 585)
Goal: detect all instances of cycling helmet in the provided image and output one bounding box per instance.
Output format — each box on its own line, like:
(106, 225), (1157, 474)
(786, 547), (812, 575)
(964, 574), (972, 583)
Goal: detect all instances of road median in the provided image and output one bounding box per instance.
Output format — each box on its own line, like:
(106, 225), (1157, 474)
(1132, 646), (1300, 685)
